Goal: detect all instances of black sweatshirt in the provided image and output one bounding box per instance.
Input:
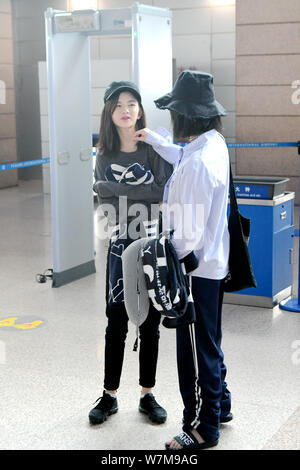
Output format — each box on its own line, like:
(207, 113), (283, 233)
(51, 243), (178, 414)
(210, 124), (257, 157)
(93, 144), (173, 226)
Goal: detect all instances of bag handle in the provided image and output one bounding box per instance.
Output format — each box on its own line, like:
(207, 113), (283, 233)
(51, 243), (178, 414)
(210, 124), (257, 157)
(228, 161), (239, 215)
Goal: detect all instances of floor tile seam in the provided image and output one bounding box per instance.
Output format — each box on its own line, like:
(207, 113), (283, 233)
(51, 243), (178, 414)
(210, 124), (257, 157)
(17, 400), (298, 450)
(0, 423), (50, 451)
(0, 405), (294, 451)
(6, 401), (177, 450)
(262, 404), (300, 448)
(262, 433), (300, 450)
(4, 406), (90, 450)
(18, 411), (142, 451)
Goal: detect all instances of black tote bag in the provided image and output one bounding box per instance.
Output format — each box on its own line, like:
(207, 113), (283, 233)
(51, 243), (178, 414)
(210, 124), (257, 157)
(223, 165), (257, 293)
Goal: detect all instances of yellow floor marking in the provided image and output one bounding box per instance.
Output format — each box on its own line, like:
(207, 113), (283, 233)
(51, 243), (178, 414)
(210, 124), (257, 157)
(0, 317), (18, 327)
(13, 321), (43, 330)
(0, 317), (44, 330)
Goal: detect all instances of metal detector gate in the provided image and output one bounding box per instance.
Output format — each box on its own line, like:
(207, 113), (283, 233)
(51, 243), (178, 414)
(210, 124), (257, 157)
(45, 4), (172, 287)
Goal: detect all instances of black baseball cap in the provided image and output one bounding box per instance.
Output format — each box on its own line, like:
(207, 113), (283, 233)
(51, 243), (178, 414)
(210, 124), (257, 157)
(104, 81), (141, 103)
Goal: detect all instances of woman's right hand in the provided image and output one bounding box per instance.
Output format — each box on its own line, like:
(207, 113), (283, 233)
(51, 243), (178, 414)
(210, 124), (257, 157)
(133, 128), (150, 143)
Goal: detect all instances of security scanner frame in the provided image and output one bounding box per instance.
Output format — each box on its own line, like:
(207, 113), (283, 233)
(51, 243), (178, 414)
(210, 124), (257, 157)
(45, 3), (172, 287)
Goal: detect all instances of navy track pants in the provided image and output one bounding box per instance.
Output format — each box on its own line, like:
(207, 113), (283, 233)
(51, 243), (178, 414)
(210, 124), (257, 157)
(176, 276), (231, 442)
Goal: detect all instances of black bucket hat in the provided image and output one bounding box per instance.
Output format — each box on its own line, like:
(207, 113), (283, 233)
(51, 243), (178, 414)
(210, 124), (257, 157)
(154, 70), (227, 119)
(104, 80), (141, 103)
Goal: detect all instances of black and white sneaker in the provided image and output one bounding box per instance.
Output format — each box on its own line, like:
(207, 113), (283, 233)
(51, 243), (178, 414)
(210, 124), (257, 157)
(139, 393), (167, 424)
(89, 391), (118, 425)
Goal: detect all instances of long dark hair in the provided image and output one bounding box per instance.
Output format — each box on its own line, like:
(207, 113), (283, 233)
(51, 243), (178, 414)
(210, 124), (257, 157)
(97, 92), (146, 155)
(170, 110), (223, 141)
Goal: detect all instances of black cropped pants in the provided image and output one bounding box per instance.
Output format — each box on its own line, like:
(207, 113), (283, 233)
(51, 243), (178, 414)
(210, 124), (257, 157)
(104, 303), (161, 391)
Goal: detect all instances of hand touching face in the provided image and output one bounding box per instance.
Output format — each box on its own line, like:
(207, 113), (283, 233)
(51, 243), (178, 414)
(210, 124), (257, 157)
(133, 128), (150, 143)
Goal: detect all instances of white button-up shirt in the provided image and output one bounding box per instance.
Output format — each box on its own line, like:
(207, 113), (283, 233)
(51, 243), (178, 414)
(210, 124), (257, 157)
(145, 128), (230, 280)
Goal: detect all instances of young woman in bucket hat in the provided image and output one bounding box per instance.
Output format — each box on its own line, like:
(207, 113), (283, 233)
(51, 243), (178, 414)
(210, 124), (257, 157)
(90, 81), (172, 426)
(134, 70), (232, 450)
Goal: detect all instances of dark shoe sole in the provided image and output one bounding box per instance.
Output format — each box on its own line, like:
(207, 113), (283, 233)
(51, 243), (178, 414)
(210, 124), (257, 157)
(220, 412), (233, 423)
(139, 406), (167, 424)
(89, 407), (118, 425)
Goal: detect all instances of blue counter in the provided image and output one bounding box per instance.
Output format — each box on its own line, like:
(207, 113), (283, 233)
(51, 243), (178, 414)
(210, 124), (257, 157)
(224, 192), (295, 308)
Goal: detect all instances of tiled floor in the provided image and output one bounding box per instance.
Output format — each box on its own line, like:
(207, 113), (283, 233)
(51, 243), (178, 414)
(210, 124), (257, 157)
(0, 180), (299, 450)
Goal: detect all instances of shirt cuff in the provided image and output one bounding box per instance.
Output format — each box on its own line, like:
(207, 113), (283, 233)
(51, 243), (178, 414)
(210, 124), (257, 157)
(180, 251), (199, 273)
(155, 127), (173, 140)
(145, 129), (170, 147)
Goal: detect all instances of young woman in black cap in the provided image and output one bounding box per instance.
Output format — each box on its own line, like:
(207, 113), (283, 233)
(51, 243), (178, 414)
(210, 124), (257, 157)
(134, 70), (232, 450)
(90, 81), (172, 426)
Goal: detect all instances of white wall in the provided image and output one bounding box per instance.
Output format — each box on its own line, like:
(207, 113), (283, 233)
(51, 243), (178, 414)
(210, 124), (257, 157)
(0, 0), (18, 189)
(11, 0), (68, 180)
(90, 0), (236, 166)
(92, 1), (236, 135)
(40, 0), (236, 192)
